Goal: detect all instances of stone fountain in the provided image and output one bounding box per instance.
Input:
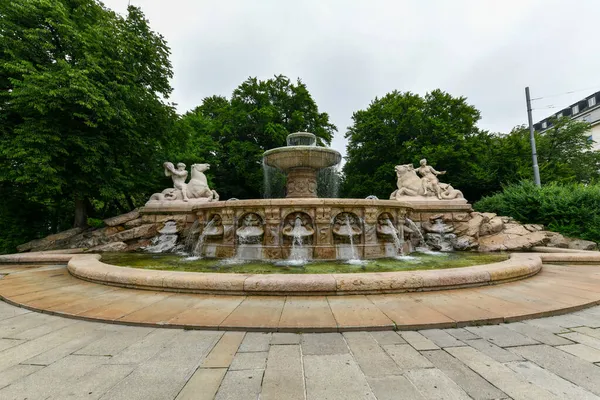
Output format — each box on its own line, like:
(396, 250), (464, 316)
(138, 132), (477, 260)
(263, 132), (342, 198)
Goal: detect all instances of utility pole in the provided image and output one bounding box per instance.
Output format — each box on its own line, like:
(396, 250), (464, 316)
(525, 87), (541, 187)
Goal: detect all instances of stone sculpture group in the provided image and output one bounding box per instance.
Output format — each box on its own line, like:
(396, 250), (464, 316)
(148, 162), (219, 203)
(390, 159), (464, 201)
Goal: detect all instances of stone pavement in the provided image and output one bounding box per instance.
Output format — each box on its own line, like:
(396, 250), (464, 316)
(2, 263), (600, 331)
(3, 300), (600, 399)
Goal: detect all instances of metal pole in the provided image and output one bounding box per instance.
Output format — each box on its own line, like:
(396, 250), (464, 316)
(525, 87), (541, 187)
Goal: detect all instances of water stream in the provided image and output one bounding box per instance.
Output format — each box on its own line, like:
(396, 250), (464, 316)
(385, 218), (404, 256)
(145, 221), (179, 253)
(192, 217), (217, 257)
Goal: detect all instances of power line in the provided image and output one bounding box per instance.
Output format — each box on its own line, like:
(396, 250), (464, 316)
(531, 84), (600, 101)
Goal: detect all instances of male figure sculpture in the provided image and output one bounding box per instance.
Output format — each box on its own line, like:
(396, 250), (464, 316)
(164, 162), (189, 202)
(417, 159), (445, 200)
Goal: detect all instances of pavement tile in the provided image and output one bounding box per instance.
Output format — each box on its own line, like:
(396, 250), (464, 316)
(400, 331), (440, 350)
(382, 344), (433, 371)
(301, 333), (348, 355)
(229, 351), (268, 370)
(238, 332), (271, 352)
(175, 368), (227, 400)
(504, 321), (574, 345)
(466, 338), (523, 362)
(510, 344), (600, 396)
(419, 329), (465, 348)
(168, 295), (244, 328)
(366, 376), (426, 400)
(327, 295), (394, 329)
(0, 364), (44, 391)
(405, 368), (471, 400)
(278, 296), (337, 331)
(261, 345), (304, 400)
(368, 295), (455, 328)
(201, 331), (245, 368)
(343, 332), (401, 376)
(74, 326), (153, 356)
(303, 353), (376, 400)
(557, 343), (600, 363)
(220, 296), (284, 329)
(446, 346), (560, 400)
(50, 364), (135, 400)
(465, 324), (539, 347)
(506, 360), (600, 400)
(444, 327), (480, 341)
(108, 328), (190, 365)
(214, 369), (264, 400)
(422, 349), (507, 400)
(270, 332), (301, 345)
(560, 332), (600, 350)
(571, 326), (600, 339)
(369, 330), (406, 345)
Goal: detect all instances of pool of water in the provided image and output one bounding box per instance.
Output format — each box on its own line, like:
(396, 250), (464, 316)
(100, 252), (509, 274)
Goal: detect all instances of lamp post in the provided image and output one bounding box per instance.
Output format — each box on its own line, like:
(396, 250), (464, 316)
(525, 87), (541, 187)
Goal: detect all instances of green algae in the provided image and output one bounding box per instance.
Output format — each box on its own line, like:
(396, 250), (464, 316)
(100, 252), (508, 274)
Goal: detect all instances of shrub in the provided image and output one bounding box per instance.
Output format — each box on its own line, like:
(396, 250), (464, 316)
(474, 181), (600, 243)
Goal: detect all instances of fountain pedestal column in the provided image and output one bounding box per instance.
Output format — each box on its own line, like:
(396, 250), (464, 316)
(286, 168), (318, 198)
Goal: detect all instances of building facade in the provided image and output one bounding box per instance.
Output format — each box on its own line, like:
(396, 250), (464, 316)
(534, 91), (600, 150)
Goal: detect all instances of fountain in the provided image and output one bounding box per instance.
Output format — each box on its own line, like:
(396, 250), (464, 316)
(263, 132), (342, 198)
(140, 132), (473, 260)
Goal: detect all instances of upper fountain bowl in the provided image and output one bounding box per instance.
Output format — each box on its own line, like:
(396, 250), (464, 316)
(263, 132), (341, 172)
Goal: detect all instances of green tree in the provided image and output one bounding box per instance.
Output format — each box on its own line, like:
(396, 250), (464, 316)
(0, 0), (177, 252)
(342, 90), (492, 200)
(183, 76), (337, 199)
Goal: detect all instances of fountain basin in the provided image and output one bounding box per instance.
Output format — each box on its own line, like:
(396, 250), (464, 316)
(67, 253), (542, 295)
(263, 146), (342, 171)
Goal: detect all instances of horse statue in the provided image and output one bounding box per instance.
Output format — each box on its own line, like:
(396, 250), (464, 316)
(389, 163), (463, 200)
(148, 162), (219, 203)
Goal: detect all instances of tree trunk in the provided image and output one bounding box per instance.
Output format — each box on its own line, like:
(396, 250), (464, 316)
(73, 197), (88, 229)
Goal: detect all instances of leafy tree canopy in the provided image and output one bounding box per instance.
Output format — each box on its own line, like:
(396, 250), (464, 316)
(0, 0), (177, 251)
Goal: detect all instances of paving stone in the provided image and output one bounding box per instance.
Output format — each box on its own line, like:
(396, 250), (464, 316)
(446, 346), (560, 400)
(261, 345), (304, 400)
(0, 354), (110, 399)
(270, 332), (300, 345)
(0, 338), (23, 352)
(343, 332), (401, 376)
(419, 329), (465, 348)
(74, 326), (153, 356)
(0, 302), (31, 321)
(369, 330), (406, 345)
(229, 351), (268, 370)
(560, 332), (600, 350)
(51, 363), (135, 400)
(465, 324), (539, 347)
(100, 331), (221, 400)
(510, 344), (600, 395)
(444, 327), (480, 340)
(237, 332), (270, 352)
(557, 344), (600, 362)
(525, 318), (572, 334)
(466, 338), (523, 362)
(24, 328), (106, 366)
(506, 360), (600, 400)
(201, 331), (245, 368)
(400, 331), (440, 350)
(0, 311), (55, 337)
(571, 326), (600, 340)
(301, 332), (349, 355)
(176, 368), (227, 400)
(382, 344), (433, 371)
(214, 369), (264, 400)
(303, 353), (376, 400)
(0, 364), (43, 390)
(6, 316), (77, 340)
(108, 328), (189, 365)
(366, 376), (426, 400)
(504, 321), (574, 345)
(422, 349), (507, 400)
(405, 368), (471, 400)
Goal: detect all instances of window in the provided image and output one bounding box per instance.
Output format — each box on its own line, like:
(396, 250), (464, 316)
(572, 105), (579, 114)
(587, 135), (594, 143)
(556, 112), (562, 119)
(589, 97), (597, 107)
(541, 121), (547, 129)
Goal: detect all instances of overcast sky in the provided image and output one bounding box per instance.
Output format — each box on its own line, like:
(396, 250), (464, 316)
(103, 0), (600, 157)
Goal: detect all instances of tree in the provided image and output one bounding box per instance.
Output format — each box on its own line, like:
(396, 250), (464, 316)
(342, 90), (492, 200)
(0, 0), (177, 252)
(183, 76), (337, 199)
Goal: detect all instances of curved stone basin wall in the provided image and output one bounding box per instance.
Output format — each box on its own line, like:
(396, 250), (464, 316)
(141, 199), (472, 260)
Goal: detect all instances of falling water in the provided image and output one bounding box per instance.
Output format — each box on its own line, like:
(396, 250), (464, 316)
(184, 220), (200, 252)
(434, 219), (453, 252)
(193, 217), (217, 257)
(145, 221), (179, 253)
(385, 218), (404, 256)
(262, 161), (286, 198)
(344, 215), (360, 262)
(287, 218), (308, 265)
(317, 166), (340, 198)
(405, 218), (427, 250)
